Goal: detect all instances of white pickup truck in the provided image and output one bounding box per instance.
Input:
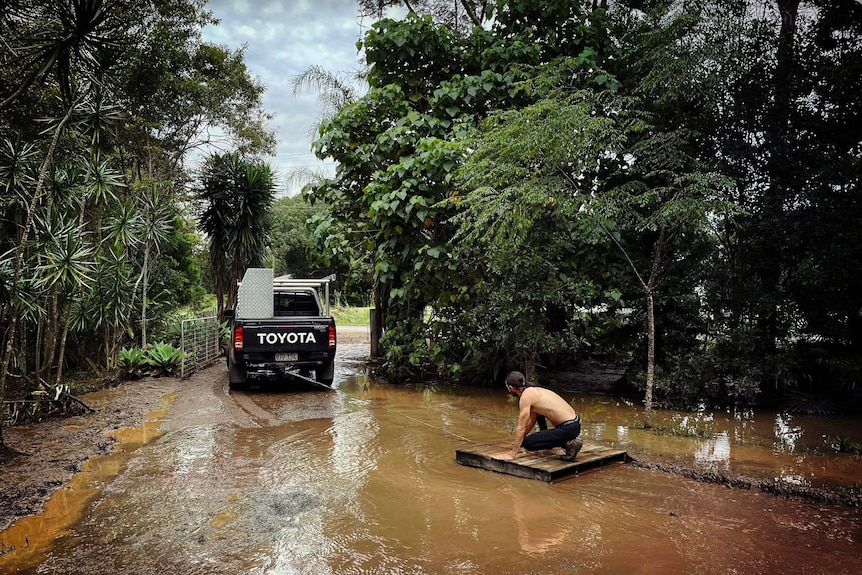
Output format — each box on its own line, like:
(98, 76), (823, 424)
(223, 268), (336, 389)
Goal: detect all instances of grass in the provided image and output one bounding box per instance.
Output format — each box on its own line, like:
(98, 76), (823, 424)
(332, 306), (371, 326)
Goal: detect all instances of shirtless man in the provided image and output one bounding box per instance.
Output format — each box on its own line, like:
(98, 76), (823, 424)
(496, 371), (583, 461)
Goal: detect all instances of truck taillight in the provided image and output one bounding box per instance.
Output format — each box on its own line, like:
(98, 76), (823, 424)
(234, 326), (244, 350)
(328, 325), (336, 349)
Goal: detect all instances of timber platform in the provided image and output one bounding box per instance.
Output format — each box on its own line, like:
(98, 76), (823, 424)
(455, 442), (627, 483)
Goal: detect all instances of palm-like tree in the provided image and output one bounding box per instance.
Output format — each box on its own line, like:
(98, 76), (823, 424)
(198, 152), (275, 319)
(291, 65), (365, 138)
(0, 0), (122, 110)
(131, 183), (175, 348)
(0, 0), (126, 447)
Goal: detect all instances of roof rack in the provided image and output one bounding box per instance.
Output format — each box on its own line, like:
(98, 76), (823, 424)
(272, 275), (335, 316)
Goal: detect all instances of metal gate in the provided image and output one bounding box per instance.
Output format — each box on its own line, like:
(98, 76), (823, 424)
(180, 316), (222, 377)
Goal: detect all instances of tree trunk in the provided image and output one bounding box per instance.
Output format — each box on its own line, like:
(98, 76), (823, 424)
(755, 0), (800, 354)
(606, 224), (664, 429)
(644, 288), (656, 428)
(524, 353), (539, 386)
(642, 230), (664, 429)
(43, 286), (60, 383)
(371, 281), (389, 357)
(55, 315), (71, 385)
(134, 241), (151, 348)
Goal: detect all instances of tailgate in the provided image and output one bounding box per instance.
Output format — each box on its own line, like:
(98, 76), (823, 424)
(240, 321), (332, 353)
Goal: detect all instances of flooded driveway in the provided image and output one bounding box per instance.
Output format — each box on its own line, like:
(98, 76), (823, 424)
(2, 338), (861, 574)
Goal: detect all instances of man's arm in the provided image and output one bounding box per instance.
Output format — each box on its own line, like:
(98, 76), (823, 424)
(509, 394), (536, 458)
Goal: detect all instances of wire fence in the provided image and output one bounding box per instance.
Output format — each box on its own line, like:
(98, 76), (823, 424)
(180, 315), (223, 378)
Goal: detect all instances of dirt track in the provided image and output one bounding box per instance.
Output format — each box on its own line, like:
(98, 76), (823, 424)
(0, 326), (370, 532)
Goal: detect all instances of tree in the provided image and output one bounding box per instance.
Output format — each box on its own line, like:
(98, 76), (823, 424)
(615, 0), (862, 404)
(130, 182), (175, 349)
(455, 88), (736, 424)
(197, 151), (276, 318)
(358, 0), (492, 29)
(0, 0), (126, 446)
(291, 65), (365, 141)
(307, 1), (620, 378)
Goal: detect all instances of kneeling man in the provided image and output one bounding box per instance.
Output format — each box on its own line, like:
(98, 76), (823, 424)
(497, 371), (582, 461)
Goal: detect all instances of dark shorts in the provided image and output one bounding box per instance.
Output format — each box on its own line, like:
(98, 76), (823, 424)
(522, 414), (581, 451)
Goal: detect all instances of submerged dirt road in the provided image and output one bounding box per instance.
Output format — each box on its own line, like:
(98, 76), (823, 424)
(2, 325), (862, 574)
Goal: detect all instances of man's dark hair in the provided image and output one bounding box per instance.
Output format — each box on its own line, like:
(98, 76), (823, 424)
(506, 371), (526, 389)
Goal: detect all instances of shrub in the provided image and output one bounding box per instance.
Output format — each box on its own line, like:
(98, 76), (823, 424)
(119, 347), (146, 380)
(143, 342), (184, 377)
(218, 320), (231, 345)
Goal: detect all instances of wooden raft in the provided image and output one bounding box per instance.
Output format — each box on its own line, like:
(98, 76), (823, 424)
(456, 442), (627, 483)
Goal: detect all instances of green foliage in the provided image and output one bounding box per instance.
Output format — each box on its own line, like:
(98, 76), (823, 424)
(218, 320), (230, 345)
(0, 1), (274, 439)
(308, 2), (624, 382)
(308, 0), (861, 414)
(119, 346), (146, 380)
(648, 347), (762, 410)
(268, 194), (355, 302)
(142, 342), (184, 378)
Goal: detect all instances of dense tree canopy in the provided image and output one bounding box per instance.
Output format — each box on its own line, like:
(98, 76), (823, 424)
(308, 0), (862, 416)
(196, 151), (276, 318)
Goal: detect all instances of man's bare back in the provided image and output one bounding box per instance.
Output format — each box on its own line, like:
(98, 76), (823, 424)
(519, 387), (576, 426)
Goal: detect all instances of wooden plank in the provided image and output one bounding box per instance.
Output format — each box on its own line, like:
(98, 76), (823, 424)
(455, 442), (627, 483)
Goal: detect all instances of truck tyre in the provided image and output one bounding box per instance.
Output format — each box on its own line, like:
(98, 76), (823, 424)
(229, 360), (247, 390)
(317, 359), (335, 387)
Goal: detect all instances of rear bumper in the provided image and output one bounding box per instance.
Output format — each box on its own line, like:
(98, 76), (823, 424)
(231, 350), (335, 381)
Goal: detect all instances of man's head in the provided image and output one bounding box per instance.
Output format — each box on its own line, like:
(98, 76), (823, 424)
(505, 371), (527, 395)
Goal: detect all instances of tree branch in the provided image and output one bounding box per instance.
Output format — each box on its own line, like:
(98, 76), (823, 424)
(459, 0), (482, 27)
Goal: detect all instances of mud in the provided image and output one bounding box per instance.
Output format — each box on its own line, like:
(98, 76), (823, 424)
(0, 326), (371, 532)
(0, 377), (186, 531)
(2, 327), (861, 535)
(627, 456), (862, 507)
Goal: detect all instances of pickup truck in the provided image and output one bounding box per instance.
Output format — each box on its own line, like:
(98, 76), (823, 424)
(224, 268), (336, 389)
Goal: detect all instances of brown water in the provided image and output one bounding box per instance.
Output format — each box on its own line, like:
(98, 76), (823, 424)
(2, 347), (862, 574)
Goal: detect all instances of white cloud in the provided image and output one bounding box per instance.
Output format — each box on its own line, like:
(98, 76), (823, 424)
(201, 0), (369, 195)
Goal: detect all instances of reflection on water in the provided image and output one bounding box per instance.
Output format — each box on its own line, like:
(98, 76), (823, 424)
(572, 393), (862, 490)
(2, 366), (862, 575)
(774, 413), (803, 452)
(693, 431), (731, 466)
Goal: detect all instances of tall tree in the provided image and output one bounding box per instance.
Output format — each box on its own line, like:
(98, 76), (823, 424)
(308, 1), (620, 378)
(0, 0), (126, 446)
(456, 89), (736, 424)
(197, 152), (276, 317)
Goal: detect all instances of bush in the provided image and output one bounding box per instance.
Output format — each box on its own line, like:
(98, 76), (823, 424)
(143, 342), (184, 377)
(641, 347), (762, 410)
(119, 347), (146, 380)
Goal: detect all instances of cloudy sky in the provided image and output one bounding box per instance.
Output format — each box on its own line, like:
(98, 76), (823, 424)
(201, 0), (377, 195)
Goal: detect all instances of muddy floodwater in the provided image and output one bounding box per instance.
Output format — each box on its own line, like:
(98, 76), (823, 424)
(2, 339), (862, 574)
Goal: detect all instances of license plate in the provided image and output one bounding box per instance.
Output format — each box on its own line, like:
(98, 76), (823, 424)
(275, 353), (298, 362)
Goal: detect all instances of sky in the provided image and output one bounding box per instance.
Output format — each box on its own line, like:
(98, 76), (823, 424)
(200, 0), (377, 196)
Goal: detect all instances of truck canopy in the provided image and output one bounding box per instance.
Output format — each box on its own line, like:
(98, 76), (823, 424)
(235, 268), (334, 319)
